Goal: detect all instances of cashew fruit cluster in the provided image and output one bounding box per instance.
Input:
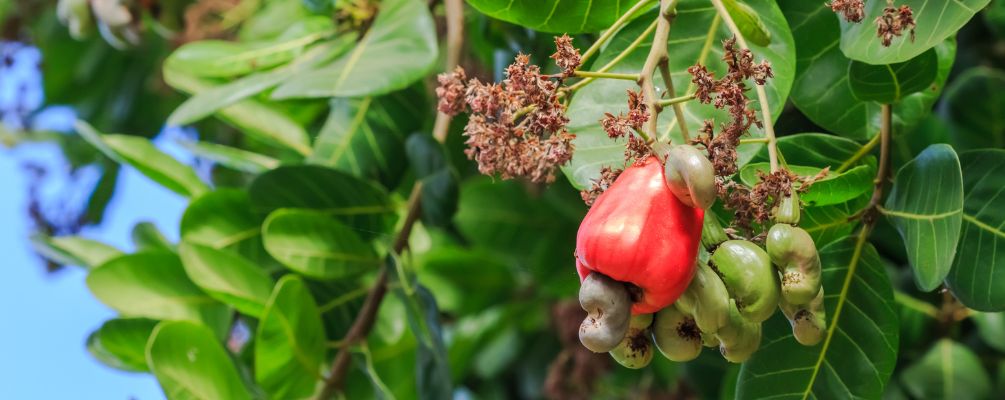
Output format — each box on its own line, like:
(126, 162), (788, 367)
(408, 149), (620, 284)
(575, 146), (827, 367)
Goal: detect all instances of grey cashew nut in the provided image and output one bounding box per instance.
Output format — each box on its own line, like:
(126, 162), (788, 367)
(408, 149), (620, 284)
(676, 261), (730, 335)
(579, 273), (632, 353)
(652, 305), (702, 362)
(610, 313), (655, 369)
(779, 289), (827, 346)
(664, 144), (717, 209)
(715, 299), (763, 363)
(710, 240), (781, 323)
(766, 224), (822, 306)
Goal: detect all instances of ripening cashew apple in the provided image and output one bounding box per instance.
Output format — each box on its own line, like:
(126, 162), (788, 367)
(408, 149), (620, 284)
(675, 261), (730, 335)
(609, 313), (655, 369)
(709, 240), (780, 323)
(766, 223), (822, 305)
(575, 156), (704, 315)
(651, 305), (702, 362)
(716, 299), (763, 363)
(661, 144), (718, 210)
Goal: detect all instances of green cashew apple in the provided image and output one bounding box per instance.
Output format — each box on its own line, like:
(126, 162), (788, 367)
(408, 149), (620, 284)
(710, 240), (780, 323)
(652, 305), (702, 362)
(610, 313), (655, 369)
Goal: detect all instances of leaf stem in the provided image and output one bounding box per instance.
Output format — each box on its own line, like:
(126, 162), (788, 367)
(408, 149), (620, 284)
(566, 20), (659, 93)
(709, 0), (779, 172)
(656, 93), (695, 107)
(314, 0), (465, 397)
(738, 137), (768, 144)
(836, 130), (882, 173)
(572, 71), (641, 80)
(850, 104), (892, 223)
(580, 0), (659, 64)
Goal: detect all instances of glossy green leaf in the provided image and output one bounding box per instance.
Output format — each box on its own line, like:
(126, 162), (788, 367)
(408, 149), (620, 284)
(87, 318), (159, 372)
(262, 209), (381, 279)
(272, 0), (437, 98)
(406, 134), (459, 228)
(388, 258), (452, 399)
(255, 275), (326, 399)
(947, 149), (1005, 311)
(308, 87), (429, 187)
(163, 64), (311, 155)
(179, 242), (274, 317)
(164, 17), (334, 78)
(167, 37), (355, 126)
(308, 279), (366, 340)
(464, 0), (639, 34)
(883, 144), (963, 291)
(723, 0), (771, 46)
(76, 121), (210, 198)
(779, 0), (955, 139)
(248, 165), (394, 238)
(131, 221), (173, 251)
(181, 189), (267, 263)
(417, 246), (514, 316)
(562, 0), (795, 188)
(30, 234), (122, 269)
(754, 133), (869, 169)
(900, 339), (991, 400)
(146, 321), (251, 400)
(86, 252), (230, 334)
(839, 0), (990, 64)
(848, 48), (938, 103)
(737, 235), (899, 399)
(178, 140), (280, 174)
(971, 312), (1005, 352)
(944, 67), (1005, 150)
(739, 162), (874, 206)
(800, 195), (868, 247)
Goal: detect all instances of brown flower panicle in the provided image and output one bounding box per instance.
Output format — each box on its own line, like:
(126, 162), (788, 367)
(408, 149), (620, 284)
(435, 66), (467, 116)
(433, 48), (578, 183)
(580, 166), (623, 207)
(829, 0), (866, 23)
(599, 90), (652, 163)
(876, 3), (916, 47)
(551, 35), (582, 78)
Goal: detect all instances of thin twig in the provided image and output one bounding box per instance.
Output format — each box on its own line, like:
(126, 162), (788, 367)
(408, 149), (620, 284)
(314, 0), (464, 397)
(637, 0), (678, 145)
(565, 19), (658, 93)
(709, 0), (779, 173)
(850, 104), (892, 222)
(835, 131), (882, 173)
(656, 29), (690, 142)
(656, 93), (695, 107)
(580, 0), (659, 64)
(573, 71), (641, 80)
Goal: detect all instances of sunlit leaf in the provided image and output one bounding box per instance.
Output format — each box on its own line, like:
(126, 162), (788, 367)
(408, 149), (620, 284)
(87, 318), (159, 372)
(30, 234), (122, 269)
(255, 275), (326, 399)
(848, 48), (938, 103)
(465, 0), (640, 34)
(262, 209), (381, 279)
(146, 321), (251, 400)
(179, 242), (274, 317)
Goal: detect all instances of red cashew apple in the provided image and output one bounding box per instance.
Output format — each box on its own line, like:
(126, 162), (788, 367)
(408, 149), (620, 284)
(575, 156), (705, 314)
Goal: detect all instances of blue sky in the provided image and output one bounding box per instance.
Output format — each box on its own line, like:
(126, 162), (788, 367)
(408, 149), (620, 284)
(0, 40), (186, 399)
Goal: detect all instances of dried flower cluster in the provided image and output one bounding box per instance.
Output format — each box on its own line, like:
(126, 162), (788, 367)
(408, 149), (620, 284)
(688, 37), (773, 179)
(829, 0), (866, 23)
(435, 37), (584, 183)
(876, 3), (916, 47)
(600, 90), (652, 162)
(580, 166), (624, 206)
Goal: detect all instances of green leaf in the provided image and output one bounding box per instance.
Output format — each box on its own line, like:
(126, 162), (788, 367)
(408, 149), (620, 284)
(947, 149), (1005, 311)
(800, 195), (868, 247)
(146, 321), (251, 400)
(848, 48), (938, 103)
(164, 17), (334, 78)
(167, 37), (355, 126)
(562, 0), (795, 188)
(464, 0), (639, 34)
(30, 234), (122, 269)
(723, 0), (771, 46)
(739, 162), (874, 206)
(272, 0), (437, 98)
(839, 0), (990, 65)
(178, 140), (280, 174)
(163, 65), (311, 156)
(417, 246), (514, 316)
(387, 259), (452, 399)
(406, 134), (459, 228)
(181, 189), (267, 263)
(972, 312), (1005, 352)
(75, 121), (210, 197)
(779, 0), (956, 139)
(883, 144), (964, 291)
(900, 339), (991, 400)
(737, 235), (899, 399)
(308, 87), (429, 187)
(86, 252), (230, 335)
(179, 242), (274, 317)
(255, 275), (326, 399)
(308, 279), (367, 340)
(87, 318), (159, 372)
(944, 67), (1005, 150)
(248, 165), (395, 239)
(262, 209), (381, 279)
(132, 221), (174, 251)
